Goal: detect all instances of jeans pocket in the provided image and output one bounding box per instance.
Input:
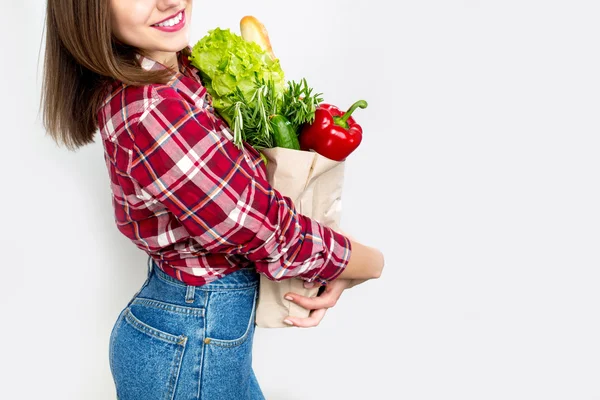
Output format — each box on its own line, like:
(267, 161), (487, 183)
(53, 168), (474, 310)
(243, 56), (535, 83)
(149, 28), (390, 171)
(200, 287), (262, 399)
(109, 305), (188, 400)
(201, 335), (262, 400)
(205, 286), (257, 347)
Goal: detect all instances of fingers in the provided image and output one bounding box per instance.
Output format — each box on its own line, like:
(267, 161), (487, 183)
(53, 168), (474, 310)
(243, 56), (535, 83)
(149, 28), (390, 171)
(282, 279), (349, 328)
(284, 308), (327, 328)
(284, 285), (338, 310)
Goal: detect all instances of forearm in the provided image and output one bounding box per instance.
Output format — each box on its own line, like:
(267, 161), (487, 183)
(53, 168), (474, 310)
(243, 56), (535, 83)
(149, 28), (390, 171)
(345, 278), (368, 289)
(336, 239), (384, 281)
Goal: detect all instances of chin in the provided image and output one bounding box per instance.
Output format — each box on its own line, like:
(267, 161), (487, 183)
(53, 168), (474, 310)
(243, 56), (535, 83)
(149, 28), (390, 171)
(148, 38), (189, 53)
(155, 33), (189, 51)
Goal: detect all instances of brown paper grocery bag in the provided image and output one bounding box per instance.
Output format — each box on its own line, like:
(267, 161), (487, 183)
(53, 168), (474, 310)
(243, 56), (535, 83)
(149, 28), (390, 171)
(255, 147), (345, 328)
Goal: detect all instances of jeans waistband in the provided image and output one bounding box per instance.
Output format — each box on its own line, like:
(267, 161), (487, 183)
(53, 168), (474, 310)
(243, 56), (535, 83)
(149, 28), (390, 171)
(147, 256), (259, 291)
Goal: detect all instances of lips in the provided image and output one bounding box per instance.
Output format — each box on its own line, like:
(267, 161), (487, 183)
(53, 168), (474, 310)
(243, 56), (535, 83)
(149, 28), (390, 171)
(151, 9), (184, 26)
(150, 10), (186, 33)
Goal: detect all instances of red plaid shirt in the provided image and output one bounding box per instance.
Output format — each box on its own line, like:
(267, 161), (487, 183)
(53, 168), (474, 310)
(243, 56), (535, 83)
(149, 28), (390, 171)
(96, 47), (351, 286)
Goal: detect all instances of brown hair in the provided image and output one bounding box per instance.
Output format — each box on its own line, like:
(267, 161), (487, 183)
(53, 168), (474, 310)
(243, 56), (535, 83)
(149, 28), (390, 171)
(40, 0), (191, 151)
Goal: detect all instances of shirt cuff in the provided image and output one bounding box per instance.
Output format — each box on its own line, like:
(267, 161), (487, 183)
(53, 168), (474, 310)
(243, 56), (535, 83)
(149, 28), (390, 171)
(302, 227), (352, 285)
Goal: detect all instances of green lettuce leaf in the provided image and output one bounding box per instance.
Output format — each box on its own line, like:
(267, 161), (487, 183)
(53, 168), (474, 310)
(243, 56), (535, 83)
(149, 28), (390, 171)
(189, 27), (285, 127)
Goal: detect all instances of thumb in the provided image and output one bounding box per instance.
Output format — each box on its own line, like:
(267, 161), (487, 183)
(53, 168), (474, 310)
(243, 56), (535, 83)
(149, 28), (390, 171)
(303, 281), (319, 289)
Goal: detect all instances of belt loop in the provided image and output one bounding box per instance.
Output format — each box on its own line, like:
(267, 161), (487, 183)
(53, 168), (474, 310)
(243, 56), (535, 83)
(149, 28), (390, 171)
(147, 255), (154, 279)
(185, 285), (195, 303)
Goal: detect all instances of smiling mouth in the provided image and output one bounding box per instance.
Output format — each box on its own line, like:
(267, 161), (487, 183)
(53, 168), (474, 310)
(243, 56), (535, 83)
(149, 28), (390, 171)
(151, 10), (184, 27)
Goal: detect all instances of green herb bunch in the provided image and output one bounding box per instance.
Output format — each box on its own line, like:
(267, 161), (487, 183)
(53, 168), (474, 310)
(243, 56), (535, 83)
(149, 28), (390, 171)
(226, 77), (324, 150)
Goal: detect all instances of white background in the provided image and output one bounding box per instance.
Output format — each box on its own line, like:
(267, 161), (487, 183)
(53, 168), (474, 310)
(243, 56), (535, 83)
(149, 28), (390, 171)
(1, 0), (599, 399)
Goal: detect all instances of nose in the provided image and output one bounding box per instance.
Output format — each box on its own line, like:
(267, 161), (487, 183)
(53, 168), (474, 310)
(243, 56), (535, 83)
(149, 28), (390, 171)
(157, 0), (182, 11)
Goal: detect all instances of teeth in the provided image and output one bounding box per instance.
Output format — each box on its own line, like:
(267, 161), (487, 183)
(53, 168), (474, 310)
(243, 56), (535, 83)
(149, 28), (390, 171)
(154, 11), (182, 27)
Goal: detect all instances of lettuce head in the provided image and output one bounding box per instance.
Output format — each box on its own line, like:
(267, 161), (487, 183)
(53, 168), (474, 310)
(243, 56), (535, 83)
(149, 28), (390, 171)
(189, 28), (285, 127)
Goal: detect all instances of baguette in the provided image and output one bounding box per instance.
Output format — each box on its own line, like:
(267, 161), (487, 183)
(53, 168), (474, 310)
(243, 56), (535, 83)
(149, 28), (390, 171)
(240, 15), (276, 60)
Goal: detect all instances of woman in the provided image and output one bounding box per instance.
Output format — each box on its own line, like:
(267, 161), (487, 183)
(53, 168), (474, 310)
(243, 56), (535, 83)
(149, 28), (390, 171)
(40, 0), (385, 398)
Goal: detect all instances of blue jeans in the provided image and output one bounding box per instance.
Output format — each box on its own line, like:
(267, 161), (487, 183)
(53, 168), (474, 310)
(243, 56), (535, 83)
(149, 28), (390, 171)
(109, 256), (265, 399)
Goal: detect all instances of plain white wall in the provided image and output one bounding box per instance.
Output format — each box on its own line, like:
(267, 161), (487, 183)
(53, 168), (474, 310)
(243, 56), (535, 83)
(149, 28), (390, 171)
(1, 0), (599, 399)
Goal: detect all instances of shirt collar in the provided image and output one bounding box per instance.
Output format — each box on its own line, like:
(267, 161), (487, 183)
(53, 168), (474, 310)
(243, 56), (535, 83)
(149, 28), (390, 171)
(135, 46), (201, 83)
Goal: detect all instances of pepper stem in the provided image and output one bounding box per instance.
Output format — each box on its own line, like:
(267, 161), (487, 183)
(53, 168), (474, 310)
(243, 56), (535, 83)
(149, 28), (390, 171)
(333, 100), (368, 129)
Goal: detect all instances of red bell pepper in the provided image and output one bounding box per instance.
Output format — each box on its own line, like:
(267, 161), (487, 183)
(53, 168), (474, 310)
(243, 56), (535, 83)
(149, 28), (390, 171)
(299, 100), (368, 162)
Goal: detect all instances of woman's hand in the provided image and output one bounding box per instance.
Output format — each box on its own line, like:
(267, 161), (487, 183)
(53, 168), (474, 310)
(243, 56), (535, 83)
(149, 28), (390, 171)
(282, 279), (353, 328)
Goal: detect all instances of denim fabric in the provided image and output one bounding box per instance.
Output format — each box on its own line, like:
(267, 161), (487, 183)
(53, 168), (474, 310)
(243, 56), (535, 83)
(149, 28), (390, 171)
(108, 256), (265, 400)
